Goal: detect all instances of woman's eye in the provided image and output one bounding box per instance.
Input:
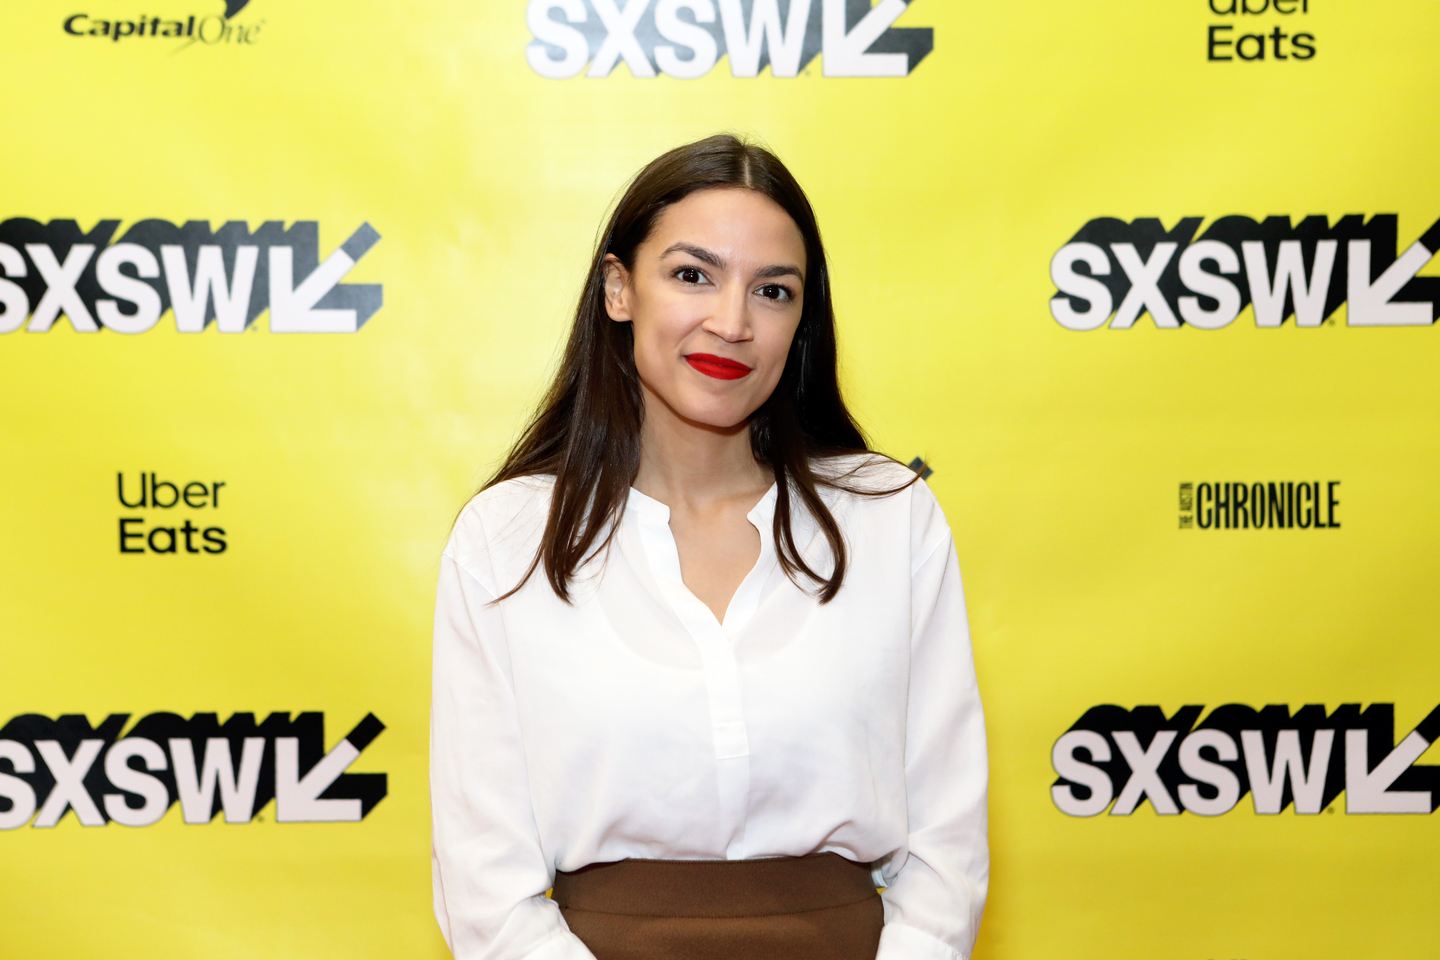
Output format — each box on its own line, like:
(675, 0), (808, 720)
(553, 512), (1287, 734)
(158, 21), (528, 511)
(676, 267), (706, 285)
(757, 284), (792, 302)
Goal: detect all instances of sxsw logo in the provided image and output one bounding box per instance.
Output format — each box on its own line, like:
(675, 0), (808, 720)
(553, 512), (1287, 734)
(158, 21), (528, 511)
(0, 219), (381, 335)
(0, 711), (386, 829)
(1049, 215), (1440, 330)
(1052, 702), (1440, 818)
(525, 0), (933, 79)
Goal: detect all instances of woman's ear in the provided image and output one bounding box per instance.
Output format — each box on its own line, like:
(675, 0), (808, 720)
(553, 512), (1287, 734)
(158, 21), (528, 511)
(602, 255), (633, 322)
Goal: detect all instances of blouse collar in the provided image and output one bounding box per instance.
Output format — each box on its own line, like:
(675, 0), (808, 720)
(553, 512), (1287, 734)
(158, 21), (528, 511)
(625, 483), (781, 634)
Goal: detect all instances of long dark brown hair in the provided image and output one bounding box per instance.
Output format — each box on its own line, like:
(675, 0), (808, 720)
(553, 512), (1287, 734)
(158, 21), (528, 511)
(484, 134), (913, 603)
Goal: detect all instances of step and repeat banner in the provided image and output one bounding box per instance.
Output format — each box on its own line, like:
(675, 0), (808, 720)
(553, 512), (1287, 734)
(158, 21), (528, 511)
(1, 0), (1436, 957)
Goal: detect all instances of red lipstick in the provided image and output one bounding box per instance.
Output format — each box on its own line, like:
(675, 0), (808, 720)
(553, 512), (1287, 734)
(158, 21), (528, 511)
(685, 353), (752, 380)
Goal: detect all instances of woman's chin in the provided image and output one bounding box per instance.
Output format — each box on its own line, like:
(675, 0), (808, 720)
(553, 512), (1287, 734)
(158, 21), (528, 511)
(686, 413), (751, 433)
(642, 384), (753, 433)
(670, 401), (753, 433)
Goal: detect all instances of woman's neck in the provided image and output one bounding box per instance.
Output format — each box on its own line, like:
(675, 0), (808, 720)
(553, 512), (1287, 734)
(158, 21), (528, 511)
(632, 385), (771, 510)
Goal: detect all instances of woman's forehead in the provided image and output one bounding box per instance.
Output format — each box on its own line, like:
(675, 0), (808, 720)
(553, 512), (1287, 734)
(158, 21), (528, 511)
(646, 188), (806, 262)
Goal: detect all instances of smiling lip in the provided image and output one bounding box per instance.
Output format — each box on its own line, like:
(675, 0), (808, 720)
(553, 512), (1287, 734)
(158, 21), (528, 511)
(685, 353), (752, 380)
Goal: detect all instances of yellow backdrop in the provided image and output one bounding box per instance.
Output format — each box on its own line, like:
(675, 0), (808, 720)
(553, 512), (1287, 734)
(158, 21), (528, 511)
(2, 0), (1437, 957)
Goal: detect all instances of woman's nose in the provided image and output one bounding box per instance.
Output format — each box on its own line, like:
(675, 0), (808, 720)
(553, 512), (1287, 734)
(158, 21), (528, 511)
(704, 286), (752, 343)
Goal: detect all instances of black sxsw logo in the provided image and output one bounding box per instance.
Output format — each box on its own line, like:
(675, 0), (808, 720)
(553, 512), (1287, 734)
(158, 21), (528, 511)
(1050, 215), (1440, 330)
(1052, 703), (1440, 817)
(0, 219), (381, 335)
(0, 711), (386, 829)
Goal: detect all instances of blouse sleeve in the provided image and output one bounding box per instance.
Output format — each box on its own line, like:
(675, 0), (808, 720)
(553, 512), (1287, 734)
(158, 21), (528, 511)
(875, 483), (990, 960)
(431, 537), (596, 960)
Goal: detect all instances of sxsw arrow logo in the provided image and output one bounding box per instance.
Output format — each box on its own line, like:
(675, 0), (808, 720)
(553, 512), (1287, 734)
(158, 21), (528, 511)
(1050, 214), (1440, 330)
(1051, 702), (1440, 818)
(275, 714), (385, 822)
(0, 219), (382, 335)
(0, 711), (386, 829)
(525, 0), (933, 79)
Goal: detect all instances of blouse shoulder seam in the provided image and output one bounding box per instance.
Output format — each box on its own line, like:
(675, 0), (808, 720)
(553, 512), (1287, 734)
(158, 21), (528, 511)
(446, 550), (500, 601)
(910, 530), (950, 578)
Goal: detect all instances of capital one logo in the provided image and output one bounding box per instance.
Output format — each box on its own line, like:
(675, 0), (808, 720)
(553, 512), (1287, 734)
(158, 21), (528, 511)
(0, 219), (381, 335)
(525, 0), (933, 79)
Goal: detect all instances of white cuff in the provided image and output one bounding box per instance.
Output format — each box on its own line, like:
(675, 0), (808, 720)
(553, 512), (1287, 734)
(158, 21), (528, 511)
(876, 922), (965, 960)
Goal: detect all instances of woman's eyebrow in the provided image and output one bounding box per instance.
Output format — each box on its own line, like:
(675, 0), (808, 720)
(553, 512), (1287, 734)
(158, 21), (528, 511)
(661, 243), (803, 283)
(661, 242), (726, 269)
(754, 264), (803, 281)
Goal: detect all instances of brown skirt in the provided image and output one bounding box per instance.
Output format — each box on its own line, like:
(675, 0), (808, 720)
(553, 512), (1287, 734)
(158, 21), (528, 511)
(553, 854), (883, 960)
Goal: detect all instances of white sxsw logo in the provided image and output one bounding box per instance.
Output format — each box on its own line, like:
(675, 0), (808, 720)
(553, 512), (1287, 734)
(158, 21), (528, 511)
(1047, 215), (1440, 331)
(0, 221), (383, 336)
(0, 711), (387, 829)
(525, 0), (932, 79)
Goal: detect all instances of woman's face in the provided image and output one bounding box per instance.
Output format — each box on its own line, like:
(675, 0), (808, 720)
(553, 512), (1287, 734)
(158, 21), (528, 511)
(603, 187), (807, 431)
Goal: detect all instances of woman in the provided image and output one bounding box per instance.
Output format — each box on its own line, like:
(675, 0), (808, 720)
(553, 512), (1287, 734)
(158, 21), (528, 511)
(431, 135), (987, 960)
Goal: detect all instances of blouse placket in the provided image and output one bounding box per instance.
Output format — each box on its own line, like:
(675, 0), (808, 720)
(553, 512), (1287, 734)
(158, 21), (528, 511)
(626, 486), (779, 860)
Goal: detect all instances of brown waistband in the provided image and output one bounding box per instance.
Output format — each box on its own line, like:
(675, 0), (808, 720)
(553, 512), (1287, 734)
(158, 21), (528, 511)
(552, 854), (877, 918)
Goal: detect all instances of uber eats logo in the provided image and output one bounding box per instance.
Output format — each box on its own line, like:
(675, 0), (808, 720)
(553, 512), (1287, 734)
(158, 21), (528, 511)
(525, 0), (932, 79)
(1205, 0), (1316, 62)
(0, 711), (386, 829)
(1049, 215), (1440, 330)
(1051, 703), (1440, 818)
(0, 219), (381, 335)
(119, 472), (229, 555)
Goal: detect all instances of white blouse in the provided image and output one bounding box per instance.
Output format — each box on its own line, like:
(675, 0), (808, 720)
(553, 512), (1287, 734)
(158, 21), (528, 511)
(430, 457), (988, 960)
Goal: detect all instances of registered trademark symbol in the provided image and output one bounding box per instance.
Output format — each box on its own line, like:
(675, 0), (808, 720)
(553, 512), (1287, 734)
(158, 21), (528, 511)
(1326, 806), (1335, 814)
